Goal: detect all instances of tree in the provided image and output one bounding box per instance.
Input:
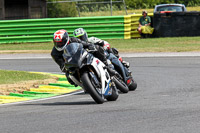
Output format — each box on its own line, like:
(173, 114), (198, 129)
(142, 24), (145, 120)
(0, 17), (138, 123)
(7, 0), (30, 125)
(47, 0), (78, 18)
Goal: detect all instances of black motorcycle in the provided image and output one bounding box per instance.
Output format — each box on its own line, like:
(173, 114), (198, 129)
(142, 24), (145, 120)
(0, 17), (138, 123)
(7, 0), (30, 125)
(105, 48), (137, 91)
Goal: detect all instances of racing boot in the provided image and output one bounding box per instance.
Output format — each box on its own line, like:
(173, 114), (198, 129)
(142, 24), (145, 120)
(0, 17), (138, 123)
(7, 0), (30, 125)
(119, 57), (130, 68)
(104, 60), (118, 76)
(122, 60), (130, 68)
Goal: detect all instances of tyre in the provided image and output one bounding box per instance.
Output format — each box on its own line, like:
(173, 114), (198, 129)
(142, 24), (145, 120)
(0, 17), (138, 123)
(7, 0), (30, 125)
(81, 72), (104, 104)
(113, 76), (129, 93)
(128, 79), (137, 91)
(106, 85), (119, 101)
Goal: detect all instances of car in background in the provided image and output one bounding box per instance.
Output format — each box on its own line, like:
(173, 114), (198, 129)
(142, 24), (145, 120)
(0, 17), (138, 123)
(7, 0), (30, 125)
(154, 4), (187, 13)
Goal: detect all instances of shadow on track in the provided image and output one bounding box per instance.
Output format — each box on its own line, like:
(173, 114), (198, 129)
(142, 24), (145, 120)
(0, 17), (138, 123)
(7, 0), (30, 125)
(19, 101), (96, 106)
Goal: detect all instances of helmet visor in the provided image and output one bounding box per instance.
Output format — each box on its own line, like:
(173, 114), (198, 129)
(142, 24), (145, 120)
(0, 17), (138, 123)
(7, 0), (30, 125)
(54, 41), (65, 48)
(78, 34), (88, 42)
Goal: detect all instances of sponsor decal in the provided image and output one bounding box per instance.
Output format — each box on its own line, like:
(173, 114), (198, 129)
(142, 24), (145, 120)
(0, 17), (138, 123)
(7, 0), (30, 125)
(96, 59), (99, 65)
(68, 57), (72, 62)
(104, 81), (112, 96)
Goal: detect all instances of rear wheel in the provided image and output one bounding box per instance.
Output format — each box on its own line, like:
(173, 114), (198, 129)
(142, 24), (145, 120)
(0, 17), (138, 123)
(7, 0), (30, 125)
(128, 79), (137, 91)
(81, 72), (104, 104)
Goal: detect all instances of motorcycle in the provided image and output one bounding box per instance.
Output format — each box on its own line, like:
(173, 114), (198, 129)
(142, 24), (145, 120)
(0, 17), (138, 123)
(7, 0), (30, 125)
(105, 48), (137, 91)
(87, 37), (137, 92)
(63, 42), (119, 104)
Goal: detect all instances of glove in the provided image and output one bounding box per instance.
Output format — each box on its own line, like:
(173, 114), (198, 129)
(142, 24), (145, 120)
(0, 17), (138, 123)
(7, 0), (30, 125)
(70, 37), (79, 42)
(71, 37), (89, 48)
(88, 44), (96, 51)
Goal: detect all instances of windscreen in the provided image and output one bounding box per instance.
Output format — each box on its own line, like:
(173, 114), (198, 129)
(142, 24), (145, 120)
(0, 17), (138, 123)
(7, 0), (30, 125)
(63, 43), (83, 57)
(157, 6), (184, 12)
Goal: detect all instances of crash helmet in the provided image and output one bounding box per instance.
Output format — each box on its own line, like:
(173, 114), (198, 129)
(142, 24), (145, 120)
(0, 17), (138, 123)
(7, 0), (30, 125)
(73, 28), (88, 42)
(53, 29), (69, 51)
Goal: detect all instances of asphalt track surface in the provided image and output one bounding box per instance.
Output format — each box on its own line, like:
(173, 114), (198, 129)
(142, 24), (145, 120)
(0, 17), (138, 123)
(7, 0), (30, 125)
(0, 53), (200, 133)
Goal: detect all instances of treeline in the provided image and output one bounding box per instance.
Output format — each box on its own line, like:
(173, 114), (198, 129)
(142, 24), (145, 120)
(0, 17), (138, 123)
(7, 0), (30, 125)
(47, 0), (77, 18)
(47, 0), (200, 17)
(125, 0), (200, 9)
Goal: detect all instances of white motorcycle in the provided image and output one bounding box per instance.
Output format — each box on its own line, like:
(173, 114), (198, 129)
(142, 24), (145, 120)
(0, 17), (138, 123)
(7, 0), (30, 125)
(63, 42), (119, 104)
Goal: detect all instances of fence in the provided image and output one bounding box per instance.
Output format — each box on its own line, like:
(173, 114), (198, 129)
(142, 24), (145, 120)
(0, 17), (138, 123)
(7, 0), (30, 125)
(0, 14), (152, 44)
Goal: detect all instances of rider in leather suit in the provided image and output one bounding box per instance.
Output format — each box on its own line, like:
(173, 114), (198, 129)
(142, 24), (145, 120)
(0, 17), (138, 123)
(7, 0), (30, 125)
(73, 28), (130, 68)
(51, 29), (116, 86)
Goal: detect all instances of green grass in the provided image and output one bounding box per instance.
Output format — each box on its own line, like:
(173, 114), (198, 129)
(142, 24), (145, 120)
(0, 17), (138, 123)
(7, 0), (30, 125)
(107, 37), (200, 52)
(0, 43), (53, 51)
(1, 36), (200, 53)
(0, 70), (53, 84)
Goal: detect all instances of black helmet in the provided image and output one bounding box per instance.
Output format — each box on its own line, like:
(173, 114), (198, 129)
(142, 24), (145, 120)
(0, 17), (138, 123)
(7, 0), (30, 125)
(73, 28), (88, 42)
(53, 29), (69, 51)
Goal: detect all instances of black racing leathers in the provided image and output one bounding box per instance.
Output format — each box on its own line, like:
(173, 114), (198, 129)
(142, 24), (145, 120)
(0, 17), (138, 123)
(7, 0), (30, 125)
(51, 46), (65, 71)
(51, 37), (107, 72)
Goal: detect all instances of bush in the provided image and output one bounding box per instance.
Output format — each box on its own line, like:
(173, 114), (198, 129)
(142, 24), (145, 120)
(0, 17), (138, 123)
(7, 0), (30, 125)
(46, 0), (200, 16)
(125, 0), (200, 9)
(47, 1), (78, 18)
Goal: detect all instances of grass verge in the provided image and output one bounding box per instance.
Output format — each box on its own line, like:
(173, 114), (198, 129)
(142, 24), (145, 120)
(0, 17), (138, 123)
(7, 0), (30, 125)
(109, 37), (200, 52)
(0, 36), (200, 53)
(0, 70), (57, 95)
(0, 70), (54, 84)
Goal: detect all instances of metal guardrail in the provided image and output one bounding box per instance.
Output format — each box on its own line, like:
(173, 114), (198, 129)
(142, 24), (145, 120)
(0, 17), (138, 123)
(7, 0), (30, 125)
(0, 16), (127, 44)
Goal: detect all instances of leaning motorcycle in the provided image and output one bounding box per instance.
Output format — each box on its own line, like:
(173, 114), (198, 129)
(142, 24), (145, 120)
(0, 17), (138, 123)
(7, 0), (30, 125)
(105, 49), (137, 91)
(87, 37), (137, 92)
(63, 42), (119, 104)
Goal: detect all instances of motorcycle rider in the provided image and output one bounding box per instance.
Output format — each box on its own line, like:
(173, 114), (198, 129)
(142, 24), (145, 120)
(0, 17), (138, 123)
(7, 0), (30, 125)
(73, 28), (130, 68)
(51, 29), (117, 86)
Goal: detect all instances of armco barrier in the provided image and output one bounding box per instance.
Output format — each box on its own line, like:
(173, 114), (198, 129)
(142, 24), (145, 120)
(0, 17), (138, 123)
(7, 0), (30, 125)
(0, 16), (129, 44)
(0, 14), (152, 44)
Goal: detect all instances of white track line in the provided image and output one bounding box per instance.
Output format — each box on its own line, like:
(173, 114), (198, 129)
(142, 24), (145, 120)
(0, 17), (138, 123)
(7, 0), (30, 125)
(0, 90), (84, 107)
(1, 52), (200, 60)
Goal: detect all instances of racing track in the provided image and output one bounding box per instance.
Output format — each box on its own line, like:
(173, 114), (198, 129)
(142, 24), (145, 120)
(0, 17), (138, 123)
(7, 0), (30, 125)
(0, 53), (200, 133)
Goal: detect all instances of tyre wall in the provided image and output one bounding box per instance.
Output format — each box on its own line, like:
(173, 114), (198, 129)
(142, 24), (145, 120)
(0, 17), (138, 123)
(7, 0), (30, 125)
(153, 12), (200, 37)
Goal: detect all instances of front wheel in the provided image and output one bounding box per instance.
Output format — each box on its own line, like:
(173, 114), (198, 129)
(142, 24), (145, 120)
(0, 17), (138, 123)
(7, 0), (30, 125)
(81, 72), (104, 104)
(113, 76), (129, 93)
(106, 85), (119, 101)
